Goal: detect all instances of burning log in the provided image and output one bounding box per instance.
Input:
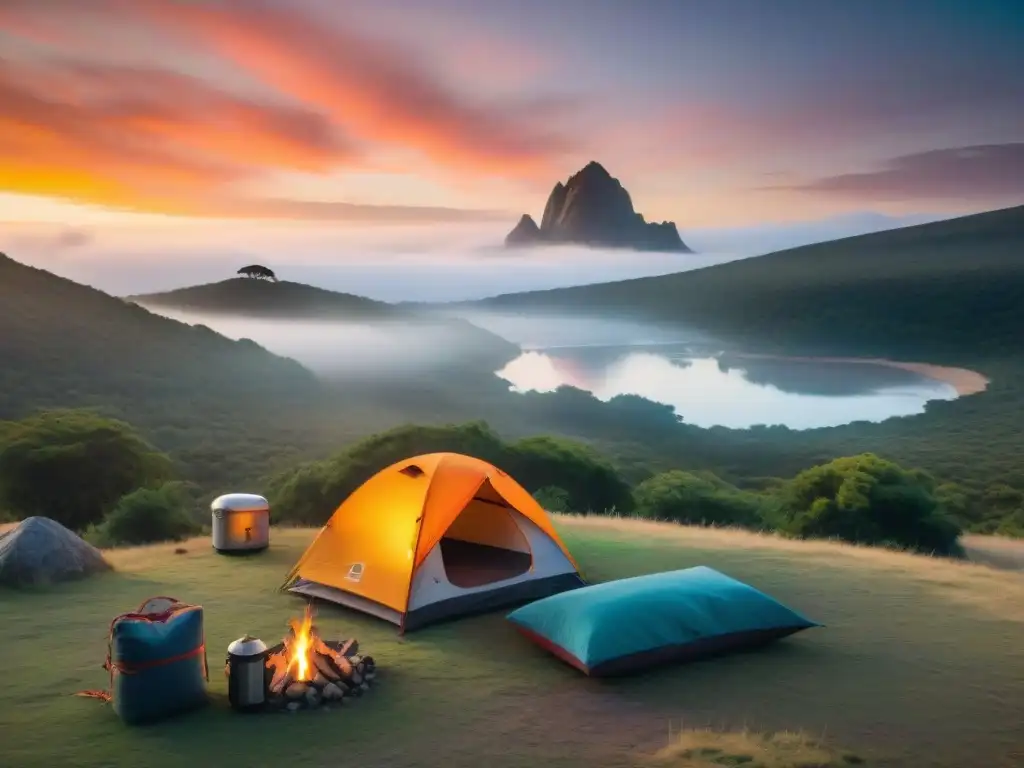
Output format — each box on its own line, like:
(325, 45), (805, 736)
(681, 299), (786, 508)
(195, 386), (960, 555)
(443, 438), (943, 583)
(265, 649), (292, 695)
(314, 636), (354, 678)
(255, 604), (379, 713)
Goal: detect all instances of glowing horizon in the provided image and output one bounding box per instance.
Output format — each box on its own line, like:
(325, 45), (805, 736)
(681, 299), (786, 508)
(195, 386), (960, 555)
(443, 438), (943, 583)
(0, 0), (1021, 232)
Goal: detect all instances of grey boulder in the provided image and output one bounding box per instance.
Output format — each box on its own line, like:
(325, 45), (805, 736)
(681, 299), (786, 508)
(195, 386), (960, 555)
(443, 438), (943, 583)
(0, 516), (111, 587)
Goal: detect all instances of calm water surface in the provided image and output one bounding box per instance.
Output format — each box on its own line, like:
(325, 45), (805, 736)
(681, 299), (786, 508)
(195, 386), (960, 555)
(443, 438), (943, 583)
(496, 344), (958, 430)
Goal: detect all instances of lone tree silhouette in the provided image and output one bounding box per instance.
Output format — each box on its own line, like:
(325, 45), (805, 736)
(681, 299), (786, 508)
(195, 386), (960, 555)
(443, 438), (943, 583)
(237, 264), (277, 281)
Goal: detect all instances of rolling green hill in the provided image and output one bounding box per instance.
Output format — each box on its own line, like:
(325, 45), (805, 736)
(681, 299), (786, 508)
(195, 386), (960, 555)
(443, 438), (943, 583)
(0, 254), (343, 488)
(0, 255), (320, 407)
(473, 204), (1024, 363)
(129, 278), (398, 320)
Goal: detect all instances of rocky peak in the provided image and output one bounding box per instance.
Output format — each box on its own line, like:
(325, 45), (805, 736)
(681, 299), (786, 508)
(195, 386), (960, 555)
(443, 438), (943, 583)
(504, 162), (692, 253)
(506, 214), (542, 245)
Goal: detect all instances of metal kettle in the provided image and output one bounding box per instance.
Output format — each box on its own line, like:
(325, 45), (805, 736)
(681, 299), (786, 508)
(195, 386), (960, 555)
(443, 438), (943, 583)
(226, 635), (268, 712)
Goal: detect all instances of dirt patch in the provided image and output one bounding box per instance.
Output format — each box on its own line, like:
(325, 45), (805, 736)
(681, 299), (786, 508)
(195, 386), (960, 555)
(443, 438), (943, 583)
(648, 729), (866, 767)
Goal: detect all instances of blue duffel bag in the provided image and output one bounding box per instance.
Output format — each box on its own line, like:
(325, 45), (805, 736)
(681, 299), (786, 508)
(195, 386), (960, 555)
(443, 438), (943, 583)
(79, 596), (209, 724)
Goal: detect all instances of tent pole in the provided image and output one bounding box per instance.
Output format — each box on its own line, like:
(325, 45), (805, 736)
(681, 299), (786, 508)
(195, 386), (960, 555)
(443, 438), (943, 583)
(398, 507), (429, 635)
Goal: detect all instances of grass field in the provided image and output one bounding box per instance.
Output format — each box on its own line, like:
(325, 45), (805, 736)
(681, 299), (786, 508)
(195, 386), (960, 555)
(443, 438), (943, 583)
(2, 518), (1023, 768)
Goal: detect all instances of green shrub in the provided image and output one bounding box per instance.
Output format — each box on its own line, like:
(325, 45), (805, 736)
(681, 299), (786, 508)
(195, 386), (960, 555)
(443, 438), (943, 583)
(994, 509), (1024, 538)
(504, 435), (634, 514)
(0, 409), (174, 532)
(533, 486), (572, 513)
(777, 453), (963, 555)
(93, 482), (200, 547)
(633, 470), (765, 528)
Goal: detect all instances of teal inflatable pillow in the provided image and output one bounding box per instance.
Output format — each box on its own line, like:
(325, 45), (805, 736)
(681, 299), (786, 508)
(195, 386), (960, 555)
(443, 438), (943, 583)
(506, 566), (820, 676)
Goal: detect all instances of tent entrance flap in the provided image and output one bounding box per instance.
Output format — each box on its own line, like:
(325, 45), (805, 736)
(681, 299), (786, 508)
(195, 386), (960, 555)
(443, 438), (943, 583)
(439, 498), (532, 588)
(439, 539), (532, 588)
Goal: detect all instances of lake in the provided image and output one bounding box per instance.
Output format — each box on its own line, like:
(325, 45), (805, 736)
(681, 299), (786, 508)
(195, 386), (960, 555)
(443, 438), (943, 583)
(495, 344), (959, 430)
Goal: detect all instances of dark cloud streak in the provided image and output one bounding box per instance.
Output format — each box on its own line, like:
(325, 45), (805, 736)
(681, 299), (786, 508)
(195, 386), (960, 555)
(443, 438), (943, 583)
(773, 144), (1024, 201)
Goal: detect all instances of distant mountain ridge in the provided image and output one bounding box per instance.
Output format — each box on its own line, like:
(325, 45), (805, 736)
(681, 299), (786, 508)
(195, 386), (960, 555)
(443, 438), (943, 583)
(480, 204), (1024, 362)
(505, 162), (692, 252)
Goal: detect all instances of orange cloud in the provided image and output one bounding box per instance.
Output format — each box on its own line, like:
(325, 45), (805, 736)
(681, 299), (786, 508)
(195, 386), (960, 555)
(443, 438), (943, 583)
(0, 62), (345, 212)
(133, 1), (572, 177)
(0, 61), (509, 222)
(0, 0), (576, 219)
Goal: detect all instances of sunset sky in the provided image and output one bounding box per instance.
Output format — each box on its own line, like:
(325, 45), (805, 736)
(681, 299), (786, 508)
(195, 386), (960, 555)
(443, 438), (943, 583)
(2, 0), (1022, 236)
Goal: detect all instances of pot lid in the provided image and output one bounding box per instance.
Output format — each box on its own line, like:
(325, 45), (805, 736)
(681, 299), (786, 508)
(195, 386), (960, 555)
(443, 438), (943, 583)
(228, 634), (268, 656)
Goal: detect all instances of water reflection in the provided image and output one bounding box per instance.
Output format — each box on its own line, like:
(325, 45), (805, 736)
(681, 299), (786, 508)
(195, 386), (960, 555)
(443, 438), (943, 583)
(496, 346), (958, 430)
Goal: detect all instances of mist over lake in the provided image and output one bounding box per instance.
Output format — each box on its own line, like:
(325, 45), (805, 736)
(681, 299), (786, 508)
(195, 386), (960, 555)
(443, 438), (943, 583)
(144, 306), (510, 379)
(145, 297), (963, 431)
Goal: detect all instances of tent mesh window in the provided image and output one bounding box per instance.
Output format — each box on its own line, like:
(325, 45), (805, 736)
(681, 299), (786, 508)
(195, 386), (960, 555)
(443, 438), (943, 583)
(398, 464), (425, 478)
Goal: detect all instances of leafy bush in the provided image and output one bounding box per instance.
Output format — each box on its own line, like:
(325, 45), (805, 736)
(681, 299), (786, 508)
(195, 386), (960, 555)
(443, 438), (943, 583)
(504, 435), (634, 514)
(777, 453), (963, 555)
(994, 510), (1024, 538)
(533, 486), (571, 513)
(632, 470), (765, 528)
(92, 482), (200, 547)
(0, 409), (175, 531)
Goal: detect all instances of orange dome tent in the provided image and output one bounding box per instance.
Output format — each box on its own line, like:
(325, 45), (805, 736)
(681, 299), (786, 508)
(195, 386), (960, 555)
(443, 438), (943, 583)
(281, 453), (585, 632)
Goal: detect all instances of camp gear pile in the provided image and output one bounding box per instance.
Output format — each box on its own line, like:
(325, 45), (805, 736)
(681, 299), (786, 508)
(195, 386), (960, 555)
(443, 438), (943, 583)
(506, 566), (821, 676)
(260, 605), (377, 712)
(282, 452), (584, 632)
(78, 596), (208, 724)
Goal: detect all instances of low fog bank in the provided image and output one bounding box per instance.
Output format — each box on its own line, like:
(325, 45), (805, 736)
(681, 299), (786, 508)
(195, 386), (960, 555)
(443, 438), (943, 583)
(20, 242), (750, 304)
(4, 209), (954, 303)
(143, 306), (514, 379)
(432, 308), (719, 351)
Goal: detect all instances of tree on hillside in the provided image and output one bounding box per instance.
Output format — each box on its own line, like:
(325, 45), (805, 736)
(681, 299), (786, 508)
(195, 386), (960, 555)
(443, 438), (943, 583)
(0, 409), (174, 531)
(778, 453), (962, 555)
(237, 264), (277, 281)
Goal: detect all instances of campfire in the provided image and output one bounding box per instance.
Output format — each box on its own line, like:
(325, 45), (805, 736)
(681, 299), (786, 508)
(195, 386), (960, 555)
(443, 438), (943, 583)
(263, 605), (377, 712)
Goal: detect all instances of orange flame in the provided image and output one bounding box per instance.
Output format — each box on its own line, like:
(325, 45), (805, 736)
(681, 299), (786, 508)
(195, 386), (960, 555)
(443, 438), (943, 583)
(285, 604), (316, 682)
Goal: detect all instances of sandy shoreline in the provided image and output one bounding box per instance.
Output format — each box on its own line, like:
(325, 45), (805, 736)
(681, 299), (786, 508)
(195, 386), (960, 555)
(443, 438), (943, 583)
(730, 352), (990, 396)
